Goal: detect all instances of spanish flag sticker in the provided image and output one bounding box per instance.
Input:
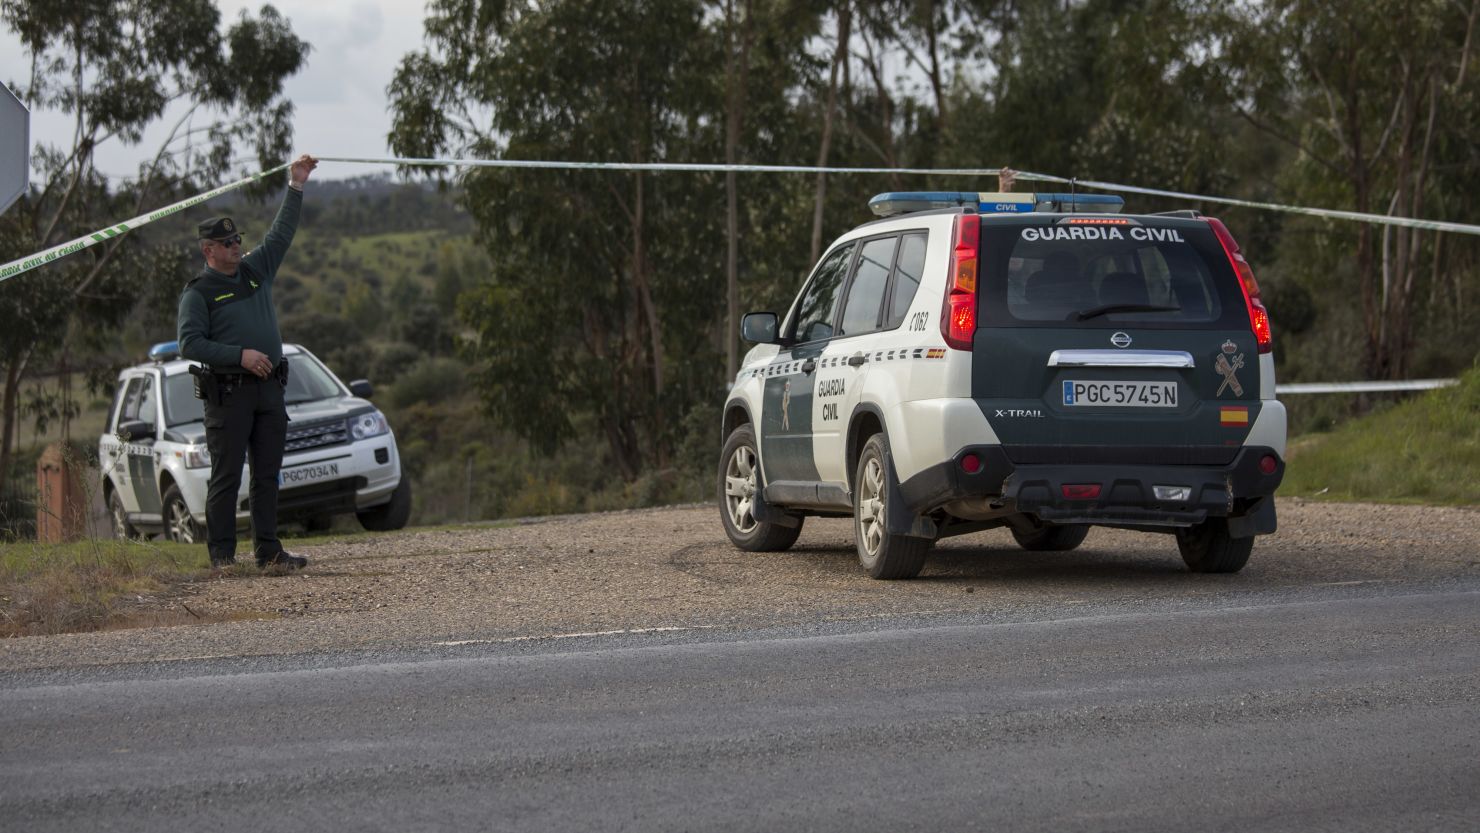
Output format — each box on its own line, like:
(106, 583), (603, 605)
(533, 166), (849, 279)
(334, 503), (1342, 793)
(1220, 406), (1250, 426)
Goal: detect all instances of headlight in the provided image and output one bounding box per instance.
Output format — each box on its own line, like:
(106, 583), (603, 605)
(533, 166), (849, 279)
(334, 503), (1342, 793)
(348, 410), (390, 440)
(184, 445), (211, 469)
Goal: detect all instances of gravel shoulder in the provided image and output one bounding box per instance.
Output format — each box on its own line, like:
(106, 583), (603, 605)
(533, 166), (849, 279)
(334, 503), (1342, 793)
(1, 498), (1477, 672)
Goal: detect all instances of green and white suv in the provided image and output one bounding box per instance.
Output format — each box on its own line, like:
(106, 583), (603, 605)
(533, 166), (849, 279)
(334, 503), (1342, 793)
(719, 190), (1284, 579)
(100, 341), (411, 542)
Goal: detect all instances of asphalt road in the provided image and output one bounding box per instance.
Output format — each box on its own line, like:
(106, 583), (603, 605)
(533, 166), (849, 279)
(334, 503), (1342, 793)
(2, 578), (1477, 832)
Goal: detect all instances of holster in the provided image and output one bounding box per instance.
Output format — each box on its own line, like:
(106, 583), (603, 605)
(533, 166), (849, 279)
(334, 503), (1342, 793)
(188, 364), (217, 403)
(274, 358), (290, 385)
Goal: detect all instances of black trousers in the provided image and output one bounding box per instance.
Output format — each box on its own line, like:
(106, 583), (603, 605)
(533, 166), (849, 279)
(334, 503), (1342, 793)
(203, 375), (287, 561)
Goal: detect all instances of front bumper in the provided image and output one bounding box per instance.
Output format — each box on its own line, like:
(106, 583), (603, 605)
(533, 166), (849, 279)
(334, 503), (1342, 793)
(227, 437), (402, 522)
(899, 445), (1284, 531)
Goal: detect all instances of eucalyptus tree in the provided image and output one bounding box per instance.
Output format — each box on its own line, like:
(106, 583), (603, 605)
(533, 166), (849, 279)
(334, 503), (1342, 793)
(389, 0), (726, 479)
(0, 0), (308, 482)
(389, 0), (825, 479)
(1219, 0), (1480, 381)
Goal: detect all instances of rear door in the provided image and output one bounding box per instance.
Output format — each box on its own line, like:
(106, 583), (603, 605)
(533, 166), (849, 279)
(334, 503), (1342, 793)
(973, 217), (1261, 465)
(126, 372), (164, 518)
(812, 233), (901, 486)
(101, 376), (142, 512)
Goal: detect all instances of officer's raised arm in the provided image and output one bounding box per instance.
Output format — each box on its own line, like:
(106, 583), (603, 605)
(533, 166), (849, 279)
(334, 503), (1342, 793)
(243, 154), (318, 282)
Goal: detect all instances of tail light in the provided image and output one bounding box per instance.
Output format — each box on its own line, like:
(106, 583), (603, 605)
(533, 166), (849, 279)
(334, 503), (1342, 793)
(940, 213), (980, 350)
(1207, 218), (1273, 354)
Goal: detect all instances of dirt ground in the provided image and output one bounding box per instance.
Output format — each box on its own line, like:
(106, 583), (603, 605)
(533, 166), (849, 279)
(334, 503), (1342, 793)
(1, 497), (1477, 671)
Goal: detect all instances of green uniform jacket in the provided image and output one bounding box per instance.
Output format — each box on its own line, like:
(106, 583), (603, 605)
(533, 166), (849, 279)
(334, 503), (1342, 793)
(176, 187), (303, 371)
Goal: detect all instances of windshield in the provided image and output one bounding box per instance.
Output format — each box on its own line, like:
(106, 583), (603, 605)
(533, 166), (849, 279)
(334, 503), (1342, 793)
(162, 352), (346, 427)
(284, 352), (345, 405)
(981, 221), (1247, 329)
(164, 374), (203, 427)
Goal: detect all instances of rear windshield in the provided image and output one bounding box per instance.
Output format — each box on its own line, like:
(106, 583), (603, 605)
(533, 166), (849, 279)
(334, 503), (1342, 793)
(979, 221), (1247, 329)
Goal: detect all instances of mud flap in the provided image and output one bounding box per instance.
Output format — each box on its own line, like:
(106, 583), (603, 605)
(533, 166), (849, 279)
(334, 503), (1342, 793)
(1227, 496), (1277, 538)
(750, 482), (802, 528)
(885, 448), (937, 539)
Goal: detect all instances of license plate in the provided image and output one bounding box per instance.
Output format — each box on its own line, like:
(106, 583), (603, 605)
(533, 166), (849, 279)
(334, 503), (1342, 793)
(1062, 380), (1178, 407)
(278, 461), (342, 487)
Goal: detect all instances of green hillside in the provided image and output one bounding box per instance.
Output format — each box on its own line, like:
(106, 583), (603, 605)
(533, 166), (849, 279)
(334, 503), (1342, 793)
(1281, 368), (1480, 505)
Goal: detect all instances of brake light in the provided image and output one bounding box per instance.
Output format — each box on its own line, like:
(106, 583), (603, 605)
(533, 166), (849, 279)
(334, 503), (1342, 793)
(1207, 218), (1273, 354)
(940, 214), (980, 350)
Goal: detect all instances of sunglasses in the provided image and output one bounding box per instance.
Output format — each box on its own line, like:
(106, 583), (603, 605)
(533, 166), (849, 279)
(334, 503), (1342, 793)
(214, 234), (242, 247)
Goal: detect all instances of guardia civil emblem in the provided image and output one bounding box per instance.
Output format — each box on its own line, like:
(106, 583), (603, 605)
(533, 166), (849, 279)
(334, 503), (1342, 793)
(1215, 351), (1245, 397)
(781, 380), (791, 430)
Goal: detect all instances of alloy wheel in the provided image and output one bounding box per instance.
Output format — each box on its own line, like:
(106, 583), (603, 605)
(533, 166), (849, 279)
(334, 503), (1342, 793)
(724, 445), (759, 534)
(857, 456), (885, 557)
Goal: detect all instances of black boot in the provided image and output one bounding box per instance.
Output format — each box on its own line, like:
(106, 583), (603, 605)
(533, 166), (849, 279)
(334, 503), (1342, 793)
(209, 553), (237, 569)
(256, 549), (308, 571)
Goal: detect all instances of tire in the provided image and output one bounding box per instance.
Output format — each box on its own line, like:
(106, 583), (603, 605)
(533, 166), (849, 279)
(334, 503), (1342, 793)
(357, 477), (412, 532)
(718, 424), (803, 552)
(107, 489), (140, 541)
(1011, 523), (1090, 552)
(161, 484), (200, 544)
(853, 434), (931, 579)
(1176, 518), (1254, 573)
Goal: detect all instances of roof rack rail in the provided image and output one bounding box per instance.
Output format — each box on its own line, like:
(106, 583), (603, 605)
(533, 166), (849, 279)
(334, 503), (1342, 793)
(1152, 209), (1203, 219)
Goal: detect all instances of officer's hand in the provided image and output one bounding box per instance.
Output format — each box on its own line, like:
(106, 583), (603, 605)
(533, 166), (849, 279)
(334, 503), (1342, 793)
(290, 155), (318, 187)
(242, 348), (273, 379)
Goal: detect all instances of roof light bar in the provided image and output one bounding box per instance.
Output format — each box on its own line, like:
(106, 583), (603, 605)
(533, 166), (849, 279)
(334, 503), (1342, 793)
(148, 341), (181, 362)
(868, 191), (1125, 218)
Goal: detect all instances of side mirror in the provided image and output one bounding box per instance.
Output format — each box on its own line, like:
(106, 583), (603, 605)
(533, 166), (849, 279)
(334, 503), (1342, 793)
(349, 379), (373, 399)
(741, 312), (781, 344)
(116, 420), (155, 442)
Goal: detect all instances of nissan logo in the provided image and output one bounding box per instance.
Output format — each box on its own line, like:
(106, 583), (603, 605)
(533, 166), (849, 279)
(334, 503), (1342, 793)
(1110, 332), (1132, 348)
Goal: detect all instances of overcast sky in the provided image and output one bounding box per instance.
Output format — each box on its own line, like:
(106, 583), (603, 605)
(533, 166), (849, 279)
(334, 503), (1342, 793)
(0, 0), (430, 183)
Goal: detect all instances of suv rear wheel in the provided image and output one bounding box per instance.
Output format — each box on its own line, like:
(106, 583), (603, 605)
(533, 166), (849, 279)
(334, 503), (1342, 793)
(1175, 518), (1253, 573)
(718, 424), (803, 552)
(854, 434), (931, 579)
(1011, 523), (1090, 552)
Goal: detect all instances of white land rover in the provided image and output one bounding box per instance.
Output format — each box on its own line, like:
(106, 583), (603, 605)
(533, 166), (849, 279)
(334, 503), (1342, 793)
(100, 341), (411, 542)
(719, 190), (1286, 579)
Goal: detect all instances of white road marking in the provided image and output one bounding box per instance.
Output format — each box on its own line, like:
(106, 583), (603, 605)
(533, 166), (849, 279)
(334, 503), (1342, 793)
(434, 626), (719, 646)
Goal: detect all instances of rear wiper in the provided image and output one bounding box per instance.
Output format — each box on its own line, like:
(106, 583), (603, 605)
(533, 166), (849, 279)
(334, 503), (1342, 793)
(1072, 304), (1182, 321)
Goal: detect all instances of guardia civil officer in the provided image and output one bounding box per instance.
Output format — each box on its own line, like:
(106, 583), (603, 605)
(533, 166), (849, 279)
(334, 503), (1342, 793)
(177, 154), (318, 570)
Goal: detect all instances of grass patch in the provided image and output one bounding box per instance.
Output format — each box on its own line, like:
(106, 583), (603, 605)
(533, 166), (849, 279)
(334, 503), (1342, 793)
(1282, 366), (1480, 505)
(0, 538), (206, 637)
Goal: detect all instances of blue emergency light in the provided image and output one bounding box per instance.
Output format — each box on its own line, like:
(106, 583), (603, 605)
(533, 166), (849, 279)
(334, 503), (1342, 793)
(148, 341), (181, 362)
(868, 191), (1125, 218)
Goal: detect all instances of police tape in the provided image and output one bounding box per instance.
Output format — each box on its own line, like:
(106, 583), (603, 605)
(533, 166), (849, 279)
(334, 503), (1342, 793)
(0, 163), (291, 285)
(321, 156), (1480, 236)
(1275, 379), (1458, 395)
(7, 154), (1480, 284)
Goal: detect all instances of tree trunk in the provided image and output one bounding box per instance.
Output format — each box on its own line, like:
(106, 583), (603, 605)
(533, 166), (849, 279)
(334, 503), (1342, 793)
(922, 0), (948, 133)
(0, 350), (30, 484)
(811, 3), (851, 264)
(724, 0), (752, 382)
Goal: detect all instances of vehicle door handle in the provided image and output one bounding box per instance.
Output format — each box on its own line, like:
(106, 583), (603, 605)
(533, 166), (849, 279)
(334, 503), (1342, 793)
(847, 354), (867, 368)
(801, 359), (817, 375)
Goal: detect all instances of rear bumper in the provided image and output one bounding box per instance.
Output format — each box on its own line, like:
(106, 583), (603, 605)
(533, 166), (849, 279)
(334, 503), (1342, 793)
(899, 445), (1284, 531)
